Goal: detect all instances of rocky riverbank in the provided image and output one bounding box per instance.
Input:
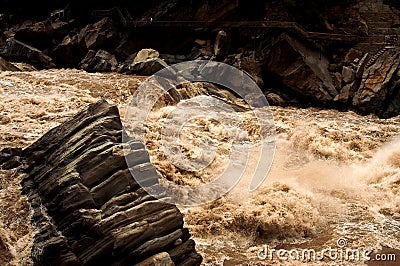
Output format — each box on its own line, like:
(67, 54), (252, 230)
(0, 0), (400, 117)
(1, 1), (400, 265)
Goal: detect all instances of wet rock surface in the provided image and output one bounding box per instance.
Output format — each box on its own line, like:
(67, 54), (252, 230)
(6, 100), (202, 266)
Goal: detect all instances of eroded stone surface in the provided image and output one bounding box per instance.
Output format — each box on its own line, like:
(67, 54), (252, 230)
(353, 48), (400, 117)
(16, 100), (201, 266)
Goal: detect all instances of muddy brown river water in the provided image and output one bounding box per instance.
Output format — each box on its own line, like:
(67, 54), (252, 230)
(0, 69), (399, 265)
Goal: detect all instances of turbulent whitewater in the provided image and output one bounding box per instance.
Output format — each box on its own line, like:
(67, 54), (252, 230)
(0, 69), (399, 265)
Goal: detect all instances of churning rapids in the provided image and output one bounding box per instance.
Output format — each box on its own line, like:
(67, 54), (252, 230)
(0, 69), (399, 265)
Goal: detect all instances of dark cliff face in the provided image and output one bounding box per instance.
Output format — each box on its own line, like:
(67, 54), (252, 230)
(0, 0), (361, 23)
(0, 0), (397, 33)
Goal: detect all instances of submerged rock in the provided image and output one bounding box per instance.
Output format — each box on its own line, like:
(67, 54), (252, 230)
(15, 100), (202, 266)
(0, 56), (20, 71)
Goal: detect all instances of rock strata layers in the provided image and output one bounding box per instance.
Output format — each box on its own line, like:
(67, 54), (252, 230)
(4, 100), (202, 266)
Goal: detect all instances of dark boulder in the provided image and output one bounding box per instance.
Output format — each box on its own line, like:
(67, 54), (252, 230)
(14, 20), (74, 51)
(334, 82), (358, 104)
(266, 92), (287, 106)
(0, 56), (20, 71)
(123, 48), (168, 75)
(228, 52), (265, 89)
(79, 49), (96, 69)
(265, 34), (338, 104)
(79, 49), (118, 72)
(128, 58), (168, 75)
(51, 34), (82, 67)
(382, 81), (400, 118)
(343, 48), (363, 64)
(16, 100), (202, 266)
(160, 54), (188, 65)
(78, 17), (120, 51)
(0, 31), (6, 47)
(0, 38), (55, 69)
(113, 37), (137, 62)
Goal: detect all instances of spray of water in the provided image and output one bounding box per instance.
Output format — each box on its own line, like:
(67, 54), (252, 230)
(0, 70), (399, 264)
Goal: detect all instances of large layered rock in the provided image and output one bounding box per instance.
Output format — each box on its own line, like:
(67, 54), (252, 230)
(265, 34), (338, 104)
(0, 38), (55, 69)
(11, 100), (201, 265)
(14, 20), (72, 50)
(78, 17), (120, 51)
(353, 48), (400, 117)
